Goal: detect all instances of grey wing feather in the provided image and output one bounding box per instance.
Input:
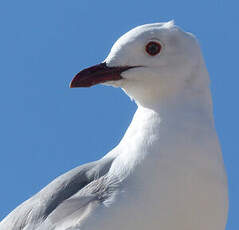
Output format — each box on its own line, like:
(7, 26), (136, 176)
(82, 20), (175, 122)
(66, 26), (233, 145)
(0, 157), (115, 230)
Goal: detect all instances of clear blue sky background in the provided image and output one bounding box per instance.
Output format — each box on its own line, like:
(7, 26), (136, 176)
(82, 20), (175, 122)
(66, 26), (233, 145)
(0, 0), (238, 229)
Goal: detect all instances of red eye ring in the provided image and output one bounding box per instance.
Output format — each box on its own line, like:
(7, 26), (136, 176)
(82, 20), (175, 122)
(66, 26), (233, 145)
(145, 41), (162, 56)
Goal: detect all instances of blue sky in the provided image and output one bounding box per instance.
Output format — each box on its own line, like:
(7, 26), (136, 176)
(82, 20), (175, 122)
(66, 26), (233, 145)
(0, 0), (238, 229)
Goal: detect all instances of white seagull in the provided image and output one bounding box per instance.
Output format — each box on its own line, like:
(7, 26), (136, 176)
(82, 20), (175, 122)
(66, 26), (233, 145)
(0, 21), (228, 230)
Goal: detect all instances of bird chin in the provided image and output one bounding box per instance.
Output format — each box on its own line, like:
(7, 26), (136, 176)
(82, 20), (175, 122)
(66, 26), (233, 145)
(101, 79), (123, 88)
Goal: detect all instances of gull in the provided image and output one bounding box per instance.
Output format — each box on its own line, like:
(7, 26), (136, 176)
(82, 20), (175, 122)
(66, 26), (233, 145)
(0, 21), (228, 230)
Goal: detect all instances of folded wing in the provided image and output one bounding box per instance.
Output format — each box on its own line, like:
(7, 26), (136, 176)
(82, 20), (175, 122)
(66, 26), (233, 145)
(0, 157), (115, 230)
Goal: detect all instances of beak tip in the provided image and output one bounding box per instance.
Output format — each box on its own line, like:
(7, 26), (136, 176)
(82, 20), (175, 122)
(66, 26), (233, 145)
(70, 76), (78, 88)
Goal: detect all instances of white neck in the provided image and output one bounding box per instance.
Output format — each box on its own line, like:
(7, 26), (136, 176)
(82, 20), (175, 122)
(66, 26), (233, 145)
(108, 76), (220, 182)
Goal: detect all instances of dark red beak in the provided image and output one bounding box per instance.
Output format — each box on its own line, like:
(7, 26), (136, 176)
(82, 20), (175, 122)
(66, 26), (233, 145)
(70, 62), (136, 88)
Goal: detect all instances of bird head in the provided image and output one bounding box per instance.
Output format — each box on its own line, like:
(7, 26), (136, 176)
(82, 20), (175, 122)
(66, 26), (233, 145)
(70, 21), (209, 108)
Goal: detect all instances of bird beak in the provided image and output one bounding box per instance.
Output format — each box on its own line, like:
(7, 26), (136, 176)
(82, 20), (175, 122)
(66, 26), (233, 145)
(70, 62), (136, 88)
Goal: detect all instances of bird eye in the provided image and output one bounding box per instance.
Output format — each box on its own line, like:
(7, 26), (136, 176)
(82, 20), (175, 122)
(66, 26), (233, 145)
(145, 41), (162, 56)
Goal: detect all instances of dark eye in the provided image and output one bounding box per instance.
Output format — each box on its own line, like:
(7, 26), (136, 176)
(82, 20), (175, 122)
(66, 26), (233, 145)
(145, 41), (162, 56)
